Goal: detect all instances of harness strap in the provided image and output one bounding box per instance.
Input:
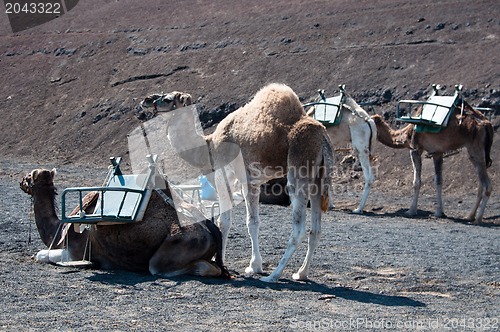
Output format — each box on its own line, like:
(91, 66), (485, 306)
(154, 188), (176, 208)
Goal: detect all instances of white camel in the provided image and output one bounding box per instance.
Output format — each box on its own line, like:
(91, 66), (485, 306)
(141, 83), (334, 282)
(306, 85), (377, 213)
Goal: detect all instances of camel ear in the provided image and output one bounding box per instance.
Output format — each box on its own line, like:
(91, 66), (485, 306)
(50, 168), (57, 179)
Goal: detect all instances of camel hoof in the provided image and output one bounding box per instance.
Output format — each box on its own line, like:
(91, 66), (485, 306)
(473, 218), (483, 225)
(292, 273), (308, 281)
(406, 210), (417, 217)
(352, 208), (363, 215)
(260, 275), (278, 283)
(434, 211), (445, 218)
(465, 214), (475, 221)
(245, 266), (263, 275)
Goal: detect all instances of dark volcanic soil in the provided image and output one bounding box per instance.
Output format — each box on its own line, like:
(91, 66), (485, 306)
(0, 0), (499, 331)
(1, 159), (499, 331)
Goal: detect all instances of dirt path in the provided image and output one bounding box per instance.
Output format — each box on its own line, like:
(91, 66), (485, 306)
(0, 159), (498, 331)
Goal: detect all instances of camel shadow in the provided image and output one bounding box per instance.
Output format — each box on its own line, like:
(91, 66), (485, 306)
(85, 271), (425, 307)
(87, 270), (157, 287)
(365, 208), (500, 227)
(356, 208), (432, 219)
(193, 275), (426, 308)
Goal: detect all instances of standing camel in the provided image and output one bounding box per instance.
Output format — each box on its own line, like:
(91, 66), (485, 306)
(372, 87), (493, 224)
(306, 86), (377, 214)
(20, 166), (230, 278)
(141, 83), (334, 282)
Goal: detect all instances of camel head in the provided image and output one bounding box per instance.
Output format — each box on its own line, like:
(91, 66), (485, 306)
(140, 91), (193, 112)
(371, 114), (384, 125)
(20, 168), (57, 196)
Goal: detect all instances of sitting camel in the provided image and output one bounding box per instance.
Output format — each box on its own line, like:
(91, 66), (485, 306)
(141, 83), (334, 283)
(372, 87), (493, 224)
(20, 167), (230, 278)
(306, 86), (377, 214)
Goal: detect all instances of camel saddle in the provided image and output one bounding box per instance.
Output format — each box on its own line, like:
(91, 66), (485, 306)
(397, 84), (463, 133)
(304, 87), (346, 127)
(61, 156), (157, 225)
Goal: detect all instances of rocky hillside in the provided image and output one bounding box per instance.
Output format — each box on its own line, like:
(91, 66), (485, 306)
(0, 0), (498, 199)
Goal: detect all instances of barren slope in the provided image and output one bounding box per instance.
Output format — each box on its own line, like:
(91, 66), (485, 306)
(0, 0), (498, 203)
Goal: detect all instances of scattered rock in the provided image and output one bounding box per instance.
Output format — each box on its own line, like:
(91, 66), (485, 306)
(198, 102), (239, 129)
(54, 48), (77, 56)
(179, 42), (207, 52)
(280, 37), (293, 45)
(127, 47), (149, 56)
(382, 89), (393, 103)
(434, 23), (446, 31)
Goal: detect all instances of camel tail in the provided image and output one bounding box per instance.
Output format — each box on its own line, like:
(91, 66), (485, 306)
(484, 122), (494, 168)
(366, 117), (377, 156)
(320, 135), (335, 212)
(203, 218), (231, 279)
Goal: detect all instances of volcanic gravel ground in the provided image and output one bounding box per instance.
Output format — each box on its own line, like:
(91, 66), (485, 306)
(0, 159), (498, 331)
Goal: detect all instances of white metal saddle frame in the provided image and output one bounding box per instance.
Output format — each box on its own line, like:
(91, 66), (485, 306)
(396, 84), (463, 128)
(61, 155), (158, 224)
(303, 85), (347, 127)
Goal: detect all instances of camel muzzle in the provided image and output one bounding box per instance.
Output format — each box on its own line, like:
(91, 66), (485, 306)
(20, 176), (33, 195)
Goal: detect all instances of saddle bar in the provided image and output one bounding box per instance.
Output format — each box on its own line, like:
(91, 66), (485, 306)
(62, 186), (147, 224)
(61, 155), (158, 224)
(396, 84), (463, 128)
(304, 84), (346, 127)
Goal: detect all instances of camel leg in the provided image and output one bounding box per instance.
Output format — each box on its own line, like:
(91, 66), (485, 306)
(433, 154), (445, 218)
(466, 149), (492, 224)
(261, 180), (308, 283)
(244, 183), (263, 274)
(474, 172), (491, 224)
(350, 125), (374, 214)
(353, 146), (374, 214)
(328, 180), (335, 210)
(149, 228), (221, 278)
(214, 168), (234, 261)
(292, 181), (322, 281)
(408, 149), (422, 216)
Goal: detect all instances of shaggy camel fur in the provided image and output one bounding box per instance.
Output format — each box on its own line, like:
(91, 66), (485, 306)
(141, 83), (334, 282)
(20, 168), (229, 278)
(372, 99), (493, 223)
(307, 89), (377, 213)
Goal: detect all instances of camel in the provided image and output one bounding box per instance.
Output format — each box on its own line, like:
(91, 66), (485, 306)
(306, 86), (377, 213)
(19, 166), (230, 278)
(372, 87), (493, 224)
(141, 83), (334, 283)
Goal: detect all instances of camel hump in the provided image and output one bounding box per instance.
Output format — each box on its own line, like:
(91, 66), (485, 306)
(248, 83), (305, 125)
(287, 117), (329, 168)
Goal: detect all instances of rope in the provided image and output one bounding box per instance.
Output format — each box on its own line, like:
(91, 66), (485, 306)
(82, 231), (92, 262)
(154, 188), (175, 208)
(459, 96), (465, 125)
(28, 197), (33, 245)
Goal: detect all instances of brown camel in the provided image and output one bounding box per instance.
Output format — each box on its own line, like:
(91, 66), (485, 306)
(372, 91), (493, 224)
(141, 83), (334, 283)
(20, 167), (230, 278)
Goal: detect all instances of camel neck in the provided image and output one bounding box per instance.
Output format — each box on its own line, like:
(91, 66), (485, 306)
(166, 107), (213, 172)
(375, 117), (413, 149)
(31, 187), (61, 247)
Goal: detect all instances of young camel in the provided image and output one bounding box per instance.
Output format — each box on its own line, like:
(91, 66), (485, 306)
(141, 83), (334, 282)
(20, 167), (230, 278)
(372, 96), (493, 224)
(307, 87), (377, 213)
